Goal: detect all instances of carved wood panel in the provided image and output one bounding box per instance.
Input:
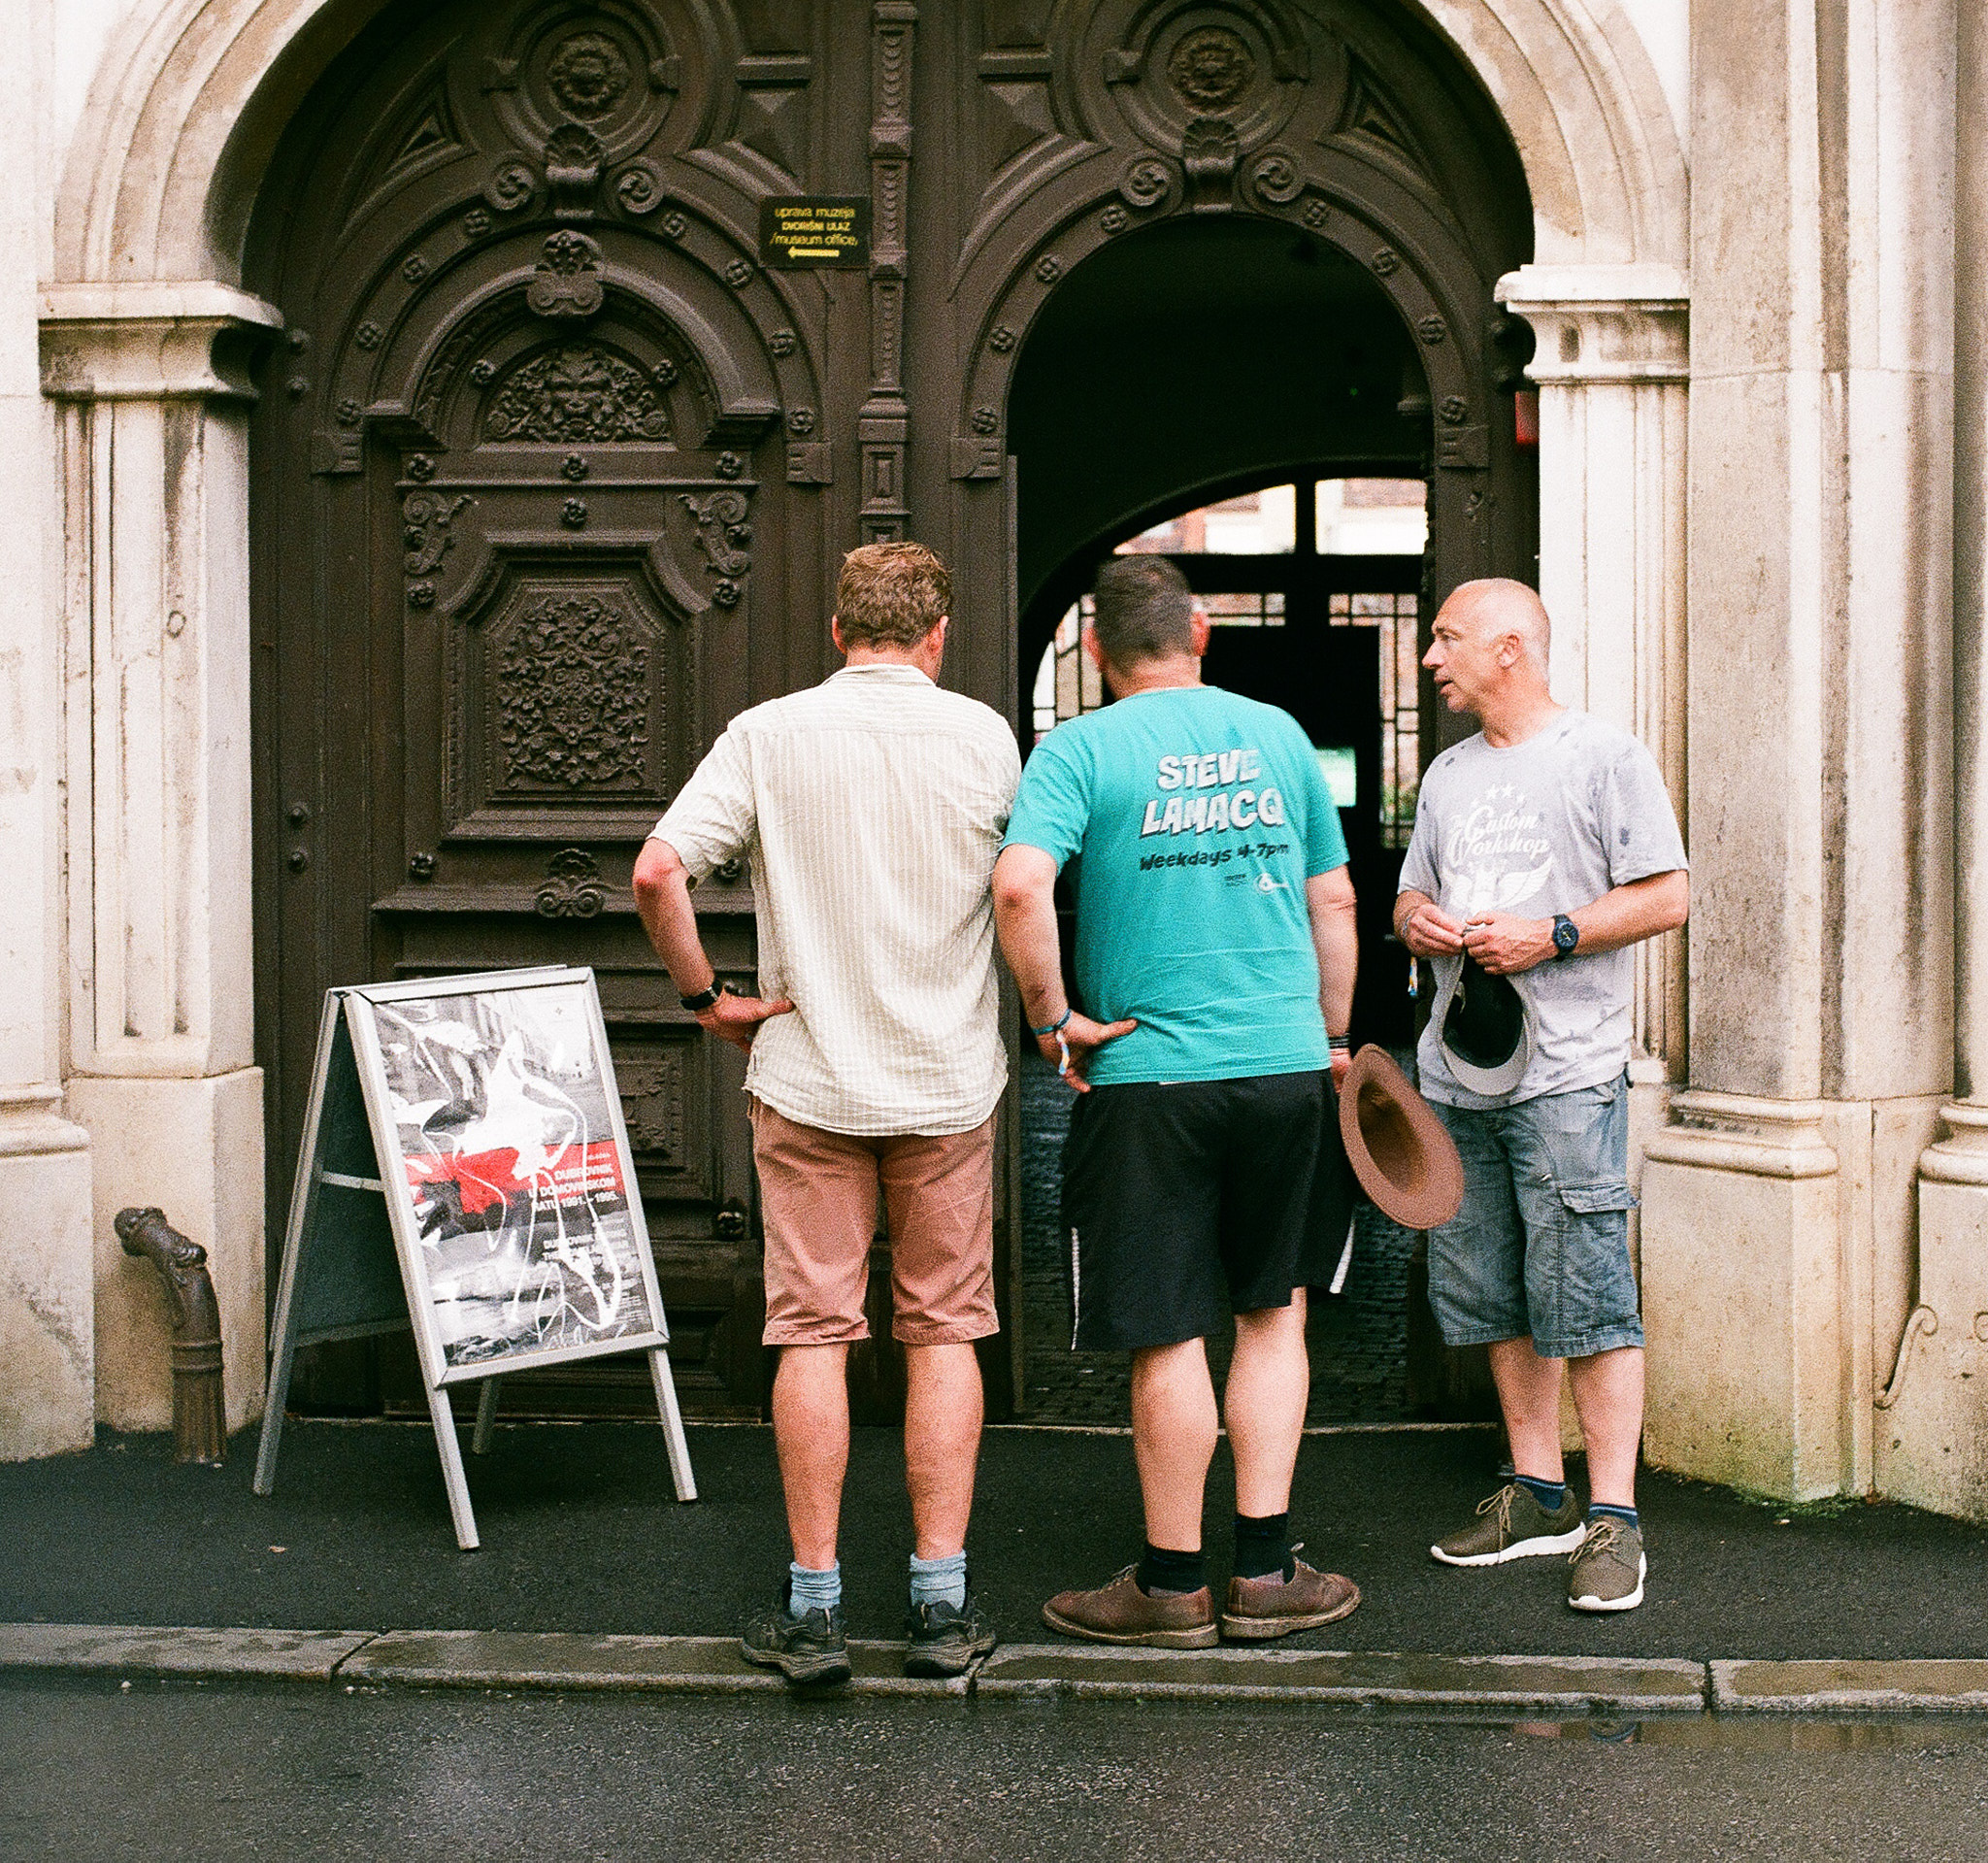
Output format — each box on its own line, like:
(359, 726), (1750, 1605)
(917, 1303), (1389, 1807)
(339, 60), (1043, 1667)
(250, 0), (1537, 1423)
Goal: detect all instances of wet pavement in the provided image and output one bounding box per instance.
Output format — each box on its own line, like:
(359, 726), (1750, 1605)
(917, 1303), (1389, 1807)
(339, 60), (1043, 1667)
(8, 1678), (1988, 1863)
(7, 1418), (1986, 1664)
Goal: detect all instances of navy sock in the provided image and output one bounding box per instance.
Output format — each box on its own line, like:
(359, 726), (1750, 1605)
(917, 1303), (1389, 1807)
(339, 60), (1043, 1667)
(1588, 1502), (1640, 1529)
(1136, 1543), (1208, 1596)
(1514, 1473), (1568, 1512)
(1233, 1512), (1295, 1581)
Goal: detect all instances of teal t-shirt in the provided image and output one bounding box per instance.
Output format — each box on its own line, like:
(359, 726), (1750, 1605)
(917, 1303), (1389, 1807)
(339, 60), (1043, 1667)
(1004, 685), (1348, 1086)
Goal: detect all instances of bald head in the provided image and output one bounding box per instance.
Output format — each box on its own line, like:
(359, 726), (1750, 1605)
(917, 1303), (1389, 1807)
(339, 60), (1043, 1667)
(1445, 578), (1551, 671)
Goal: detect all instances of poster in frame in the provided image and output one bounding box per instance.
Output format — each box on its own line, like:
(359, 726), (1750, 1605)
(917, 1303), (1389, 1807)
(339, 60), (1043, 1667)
(343, 968), (673, 1389)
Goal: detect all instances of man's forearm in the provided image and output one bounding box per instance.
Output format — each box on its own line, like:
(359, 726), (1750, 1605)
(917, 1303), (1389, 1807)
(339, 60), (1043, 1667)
(1567, 869), (1689, 955)
(633, 840), (715, 996)
(992, 851), (1067, 1028)
(1315, 904), (1357, 1036)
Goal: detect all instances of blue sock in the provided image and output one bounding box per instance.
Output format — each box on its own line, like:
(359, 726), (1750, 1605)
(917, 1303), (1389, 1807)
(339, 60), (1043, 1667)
(909, 1549), (968, 1611)
(788, 1560), (842, 1614)
(1589, 1502), (1640, 1529)
(1515, 1473), (1567, 1512)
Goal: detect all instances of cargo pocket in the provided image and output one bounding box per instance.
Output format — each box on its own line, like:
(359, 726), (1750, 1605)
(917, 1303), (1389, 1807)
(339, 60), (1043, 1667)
(1555, 1181), (1638, 1216)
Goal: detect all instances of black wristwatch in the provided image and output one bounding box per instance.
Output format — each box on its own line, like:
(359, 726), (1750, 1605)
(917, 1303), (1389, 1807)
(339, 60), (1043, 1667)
(679, 980), (726, 1012)
(1551, 914), (1580, 959)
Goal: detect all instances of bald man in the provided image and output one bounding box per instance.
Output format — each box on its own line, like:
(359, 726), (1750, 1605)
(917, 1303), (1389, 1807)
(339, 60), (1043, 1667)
(1394, 580), (1687, 1613)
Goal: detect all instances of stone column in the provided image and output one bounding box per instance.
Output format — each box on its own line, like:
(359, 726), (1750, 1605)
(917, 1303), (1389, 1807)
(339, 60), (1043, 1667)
(1881, 0), (1988, 1519)
(1496, 263), (1689, 1094)
(40, 282), (282, 1439)
(1640, 0), (1956, 1504)
(0, 14), (94, 1460)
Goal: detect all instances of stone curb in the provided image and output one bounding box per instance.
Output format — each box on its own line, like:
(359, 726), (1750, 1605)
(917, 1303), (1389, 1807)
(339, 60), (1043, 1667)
(0, 1624), (378, 1681)
(1710, 1659), (1988, 1715)
(340, 1631), (970, 1697)
(976, 1646), (1706, 1713)
(9, 1626), (1988, 1716)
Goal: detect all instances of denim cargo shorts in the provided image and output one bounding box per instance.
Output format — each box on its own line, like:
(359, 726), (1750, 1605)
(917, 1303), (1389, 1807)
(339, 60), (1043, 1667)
(1424, 1072), (1644, 1360)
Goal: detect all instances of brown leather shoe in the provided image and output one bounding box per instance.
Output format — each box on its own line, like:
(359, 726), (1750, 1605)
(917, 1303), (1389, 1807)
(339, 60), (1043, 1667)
(1220, 1555), (1361, 1642)
(1041, 1564), (1218, 1647)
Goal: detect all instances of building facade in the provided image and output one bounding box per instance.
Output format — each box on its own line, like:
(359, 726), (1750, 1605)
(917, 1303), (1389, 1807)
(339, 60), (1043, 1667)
(2, 0), (1984, 1522)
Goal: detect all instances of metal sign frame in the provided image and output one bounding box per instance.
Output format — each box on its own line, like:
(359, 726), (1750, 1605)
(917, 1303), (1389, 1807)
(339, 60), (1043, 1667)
(253, 967), (696, 1548)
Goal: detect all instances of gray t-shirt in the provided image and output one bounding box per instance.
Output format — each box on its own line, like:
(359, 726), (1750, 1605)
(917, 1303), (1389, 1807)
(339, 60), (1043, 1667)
(1398, 710), (1686, 1107)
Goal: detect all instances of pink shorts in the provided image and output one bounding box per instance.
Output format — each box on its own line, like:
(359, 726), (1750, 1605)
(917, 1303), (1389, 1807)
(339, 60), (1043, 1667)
(747, 1097), (998, 1347)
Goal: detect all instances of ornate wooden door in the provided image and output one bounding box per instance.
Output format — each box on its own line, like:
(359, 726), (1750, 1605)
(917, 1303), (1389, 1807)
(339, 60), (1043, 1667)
(249, 0), (847, 1415)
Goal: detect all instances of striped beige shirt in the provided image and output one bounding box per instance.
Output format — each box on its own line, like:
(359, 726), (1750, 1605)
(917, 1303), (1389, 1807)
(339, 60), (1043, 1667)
(655, 664), (1021, 1136)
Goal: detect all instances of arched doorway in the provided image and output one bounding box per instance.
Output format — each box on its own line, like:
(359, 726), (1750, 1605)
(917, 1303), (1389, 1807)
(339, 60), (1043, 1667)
(986, 9), (1538, 1420)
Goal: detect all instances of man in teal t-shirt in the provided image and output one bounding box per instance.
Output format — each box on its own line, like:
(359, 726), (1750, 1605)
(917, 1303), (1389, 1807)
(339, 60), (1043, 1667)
(993, 553), (1362, 1651)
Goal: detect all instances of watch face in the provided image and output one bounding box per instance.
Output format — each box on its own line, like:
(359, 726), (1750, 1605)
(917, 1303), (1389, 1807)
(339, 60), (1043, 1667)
(1554, 916), (1578, 953)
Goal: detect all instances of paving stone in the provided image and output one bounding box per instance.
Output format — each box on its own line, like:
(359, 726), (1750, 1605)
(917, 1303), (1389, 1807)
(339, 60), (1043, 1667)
(0, 1622), (375, 1680)
(341, 1630), (970, 1696)
(1710, 1658), (1988, 1714)
(977, 1643), (1707, 1712)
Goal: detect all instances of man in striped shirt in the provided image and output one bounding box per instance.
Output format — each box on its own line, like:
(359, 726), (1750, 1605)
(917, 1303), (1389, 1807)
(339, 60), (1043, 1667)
(634, 542), (1020, 1686)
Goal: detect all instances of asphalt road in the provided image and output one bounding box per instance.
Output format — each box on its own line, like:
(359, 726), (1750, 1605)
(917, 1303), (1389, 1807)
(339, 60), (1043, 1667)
(6, 1678), (1987, 1862)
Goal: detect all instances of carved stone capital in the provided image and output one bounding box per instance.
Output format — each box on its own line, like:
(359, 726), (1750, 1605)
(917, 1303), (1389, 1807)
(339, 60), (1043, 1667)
(1643, 1089), (1839, 1181)
(39, 282), (283, 402)
(1495, 264), (1688, 386)
(1919, 1101), (1988, 1186)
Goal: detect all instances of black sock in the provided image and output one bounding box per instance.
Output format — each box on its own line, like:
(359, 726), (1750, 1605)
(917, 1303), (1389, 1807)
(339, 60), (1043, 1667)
(1136, 1543), (1209, 1596)
(1233, 1512), (1295, 1581)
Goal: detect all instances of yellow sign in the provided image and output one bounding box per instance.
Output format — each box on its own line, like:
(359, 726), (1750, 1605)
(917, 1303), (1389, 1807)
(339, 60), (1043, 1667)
(759, 196), (871, 269)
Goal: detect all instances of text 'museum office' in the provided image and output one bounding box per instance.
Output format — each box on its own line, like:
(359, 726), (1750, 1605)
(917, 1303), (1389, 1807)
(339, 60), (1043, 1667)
(9, 1), (1988, 1527)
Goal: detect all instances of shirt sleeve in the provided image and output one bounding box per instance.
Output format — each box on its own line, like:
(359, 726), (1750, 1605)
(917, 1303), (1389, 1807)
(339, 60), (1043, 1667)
(1001, 730), (1091, 871)
(1600, 739), (1688, 886)
(1295, 723), (1349, 878)
(1398, 772), (1441, 899)
(653, 725), (756, 882)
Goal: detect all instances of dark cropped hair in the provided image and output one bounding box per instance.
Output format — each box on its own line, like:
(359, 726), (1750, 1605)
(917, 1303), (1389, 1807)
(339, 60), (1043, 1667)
(836, 542), (951, 648)
(1090, 554), (1196, 665)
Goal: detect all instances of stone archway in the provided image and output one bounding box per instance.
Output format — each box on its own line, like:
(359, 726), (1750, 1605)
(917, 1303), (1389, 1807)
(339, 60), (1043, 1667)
(37, 0), (1690, 1440)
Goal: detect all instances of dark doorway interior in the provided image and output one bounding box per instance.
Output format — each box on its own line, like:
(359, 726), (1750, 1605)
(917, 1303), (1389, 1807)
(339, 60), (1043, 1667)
(1005, 214), (1517, 1425)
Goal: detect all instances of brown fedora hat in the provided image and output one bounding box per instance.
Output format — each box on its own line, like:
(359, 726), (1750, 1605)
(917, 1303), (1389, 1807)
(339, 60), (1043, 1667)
(1338, 1045), (1466, 1231)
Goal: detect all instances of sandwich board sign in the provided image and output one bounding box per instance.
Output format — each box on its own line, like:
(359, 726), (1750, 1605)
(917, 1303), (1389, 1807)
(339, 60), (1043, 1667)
(253, 966), (696, 1547)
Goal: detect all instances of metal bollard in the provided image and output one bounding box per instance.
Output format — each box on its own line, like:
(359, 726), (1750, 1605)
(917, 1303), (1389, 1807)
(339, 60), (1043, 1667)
(116, 1207), (227, 1465)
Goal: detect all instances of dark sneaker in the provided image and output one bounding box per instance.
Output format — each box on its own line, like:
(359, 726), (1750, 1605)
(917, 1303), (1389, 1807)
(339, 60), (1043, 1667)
(1430, 1481), (1586, 1566)
(741, 1582), (851, 1685)
(1221, 1549), (1361, 1642)
(1042, 1564), (1218, 1648)
(903, 1590), (998, 1678)
(1567, 1517), (1646, 1613)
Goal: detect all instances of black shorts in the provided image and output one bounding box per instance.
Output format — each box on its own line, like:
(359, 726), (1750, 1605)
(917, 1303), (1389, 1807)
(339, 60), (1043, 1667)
(1060, 1070), (1335, 1351)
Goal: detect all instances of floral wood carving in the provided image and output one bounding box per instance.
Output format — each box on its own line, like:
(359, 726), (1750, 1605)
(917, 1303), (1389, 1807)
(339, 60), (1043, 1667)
(403, 490), (473, 576)
(544, 123), (606, 221)
(483, 345), (671, 443)
(679, 490), (751, 610)
(1170, 28), (1254, 110)
(547, 33), (630, 117)
(617, 1048), (687, 1163)
(535, 847), (609, 917)
(498, 594), (650, 787)
(527, 230), (606, 317)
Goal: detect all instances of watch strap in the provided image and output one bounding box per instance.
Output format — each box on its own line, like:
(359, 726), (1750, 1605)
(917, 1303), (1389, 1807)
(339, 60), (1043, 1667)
(679, 981), (725, 1012)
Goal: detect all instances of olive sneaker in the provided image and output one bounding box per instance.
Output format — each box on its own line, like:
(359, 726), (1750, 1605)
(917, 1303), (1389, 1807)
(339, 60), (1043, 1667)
(1430, 1481), (1586, 1566)
(1567, 1516), (1647, 1613)
(903, 1590), (998, 1678)
(741, 1582), (851, 1685)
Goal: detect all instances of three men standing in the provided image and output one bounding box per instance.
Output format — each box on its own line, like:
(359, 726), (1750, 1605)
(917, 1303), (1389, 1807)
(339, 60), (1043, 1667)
(1396, 579), (1688, 1613)
(636, 543), (1018, 1683)
(993, 556), (1363, 1646)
